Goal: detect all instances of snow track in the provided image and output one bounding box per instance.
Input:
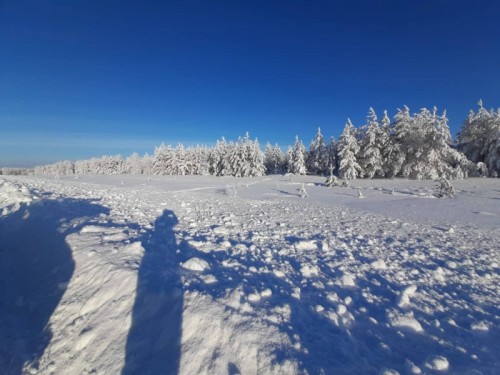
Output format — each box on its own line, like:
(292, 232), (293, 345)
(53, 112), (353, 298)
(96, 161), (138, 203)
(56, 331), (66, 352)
(0, 175), (498, 374)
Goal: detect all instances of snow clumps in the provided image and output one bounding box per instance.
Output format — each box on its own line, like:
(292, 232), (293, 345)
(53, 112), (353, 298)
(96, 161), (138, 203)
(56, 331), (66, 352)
(181, 257), (210, 272)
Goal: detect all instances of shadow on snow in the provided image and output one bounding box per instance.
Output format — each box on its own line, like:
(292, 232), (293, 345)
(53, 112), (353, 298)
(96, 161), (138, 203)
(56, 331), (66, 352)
(122, 210), (183, 375)
(0, 196), (109, 374)
(175, 229), (499, 374)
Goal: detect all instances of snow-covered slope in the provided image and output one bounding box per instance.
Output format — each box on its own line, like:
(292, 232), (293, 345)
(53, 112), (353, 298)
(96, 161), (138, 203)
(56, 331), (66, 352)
(0, 175), (498, 374)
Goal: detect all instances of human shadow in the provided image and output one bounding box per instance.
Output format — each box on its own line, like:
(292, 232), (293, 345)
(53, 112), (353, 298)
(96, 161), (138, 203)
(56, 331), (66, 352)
(0, 197), (109, 374)
(122, 210), (183, 375)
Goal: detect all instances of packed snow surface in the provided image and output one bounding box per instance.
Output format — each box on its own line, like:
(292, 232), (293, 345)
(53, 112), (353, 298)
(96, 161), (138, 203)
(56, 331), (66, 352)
(0, 175), (499, 374)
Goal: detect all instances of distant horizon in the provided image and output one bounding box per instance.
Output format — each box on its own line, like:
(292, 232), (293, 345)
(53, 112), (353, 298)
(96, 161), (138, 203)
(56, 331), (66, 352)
(2, 0), (499, 167)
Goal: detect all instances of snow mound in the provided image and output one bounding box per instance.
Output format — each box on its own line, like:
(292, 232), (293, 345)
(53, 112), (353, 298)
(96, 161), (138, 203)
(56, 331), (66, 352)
(261, 288), (273, 298)
(470, 321), (489, 332)
(424, 356), (449, 371)
(390, 315), (424, 333)
(405, 359), (422, 374)
(371, 259), (386, 269)
(341, 274), (356, 287)
(248, 292), (261, 302)
(380, 369), (400, 375)
(182, 257), (210, 272)
(397, 285), (417, 307)
(0, 180), (33, 216)
(294, 240), (318, 251)
(200, 274), (217, 284)
(300, 264), (320, 278)
(123, 241), (144, 255)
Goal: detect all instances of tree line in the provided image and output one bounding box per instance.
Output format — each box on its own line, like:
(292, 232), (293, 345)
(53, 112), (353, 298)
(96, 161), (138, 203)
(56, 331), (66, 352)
(27, 102), (500, 179)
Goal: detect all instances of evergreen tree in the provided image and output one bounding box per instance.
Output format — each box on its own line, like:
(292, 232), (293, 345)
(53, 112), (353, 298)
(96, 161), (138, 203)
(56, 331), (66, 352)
(264, 142), (274, 174)
(141, 153), (154, 175)
(153, 144), (175, 175)
(287, 136), (307, 175)
(457, 100), (500, 176)
(358, 108), (385, 178)
(188, 146), (210, 175)
(244, 135), (266, 177)
(208, 138), (228, 176)
(264, 142), (284, 175)
(307, 128), (329, 175)
(326, 136), (337, 174)
(273, 144), (286, 174)
(391, 106), (468, 179)
(220, 133), (265, 177)
(380, 110), (397, 177)
(126, 152), (143, 175)
(337, 119), (362, 179)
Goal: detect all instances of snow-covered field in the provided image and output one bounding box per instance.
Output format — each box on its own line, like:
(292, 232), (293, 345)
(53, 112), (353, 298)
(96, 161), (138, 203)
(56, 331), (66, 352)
(1, 175), (499, 375)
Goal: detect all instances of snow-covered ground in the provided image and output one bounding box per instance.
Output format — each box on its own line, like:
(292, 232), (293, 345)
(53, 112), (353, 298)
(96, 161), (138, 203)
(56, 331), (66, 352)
(1, 175), (498, 375)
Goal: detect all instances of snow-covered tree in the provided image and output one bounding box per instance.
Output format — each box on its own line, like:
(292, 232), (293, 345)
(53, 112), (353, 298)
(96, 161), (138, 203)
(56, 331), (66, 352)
(273, 144), (286, 174)
(264, 142), (274, 174)
(307, 128), (329, 175)
(358, 108), (385, 178)
(153, 144), (175, 175)
(245, 136), (266, 177)
(227, 133), (265, 177)
(208, 138), (228, 176)
(287, 136), (307, 175)
(153, 144), (197, 175)
(187, 146), (210, 175)
(337, 119), (362, 179)
(88, 155), (123, 174)
(379, 110), (399, 178)
(326, 136), (337, 174)
(420, 108), (456, 179)
(264, 143), (284, 175)
(383, 105), (470, 179)
(173, 144), (192, 175)
(457, 100), (500, 176)
(125, 152), (143, 175)
(34, 161), (73, 176)
(74, 159), (92, 175)
(141, 153), (154, 175)
(208, 134), (265, 177)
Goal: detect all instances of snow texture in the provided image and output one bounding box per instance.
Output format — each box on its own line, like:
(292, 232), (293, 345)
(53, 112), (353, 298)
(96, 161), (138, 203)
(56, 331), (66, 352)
(0, 174), (498, 375)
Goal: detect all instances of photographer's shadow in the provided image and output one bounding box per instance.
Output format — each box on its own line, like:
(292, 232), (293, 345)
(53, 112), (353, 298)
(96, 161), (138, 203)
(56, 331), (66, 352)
(123, 210), (183, 375)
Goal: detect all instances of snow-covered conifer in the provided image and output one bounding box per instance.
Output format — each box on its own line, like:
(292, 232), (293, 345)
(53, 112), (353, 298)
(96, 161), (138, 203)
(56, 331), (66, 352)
(307, 128), (329, 175)
(337, 119), (362, 180)
(457, 100), (500, 176)
(379, 110), (398, 177)
(125, 152), (143, 175)
(264, 143), (274, 174)
(387, 106), (469, 179)
(221, 133), (265, 177)
(358, 108), (385, 178)
(153, 144), (175, 175)
(326, 136), (337, 174)
(287, 136), (307, 175)
(264, 143), (284, 175)
(208, 138), (228, 176)
(187, 146), (209, 175)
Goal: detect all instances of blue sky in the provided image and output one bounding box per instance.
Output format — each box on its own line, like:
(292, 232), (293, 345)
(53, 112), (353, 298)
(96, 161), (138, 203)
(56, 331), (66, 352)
(1, 0), (499, 167)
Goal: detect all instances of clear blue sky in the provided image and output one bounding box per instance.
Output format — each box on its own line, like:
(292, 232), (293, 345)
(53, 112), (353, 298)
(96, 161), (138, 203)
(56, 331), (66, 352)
(1, 0), (499, 167)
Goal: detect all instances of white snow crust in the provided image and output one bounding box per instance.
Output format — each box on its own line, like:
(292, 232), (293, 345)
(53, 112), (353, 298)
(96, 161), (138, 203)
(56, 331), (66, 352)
(0, 175), (498, 374)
